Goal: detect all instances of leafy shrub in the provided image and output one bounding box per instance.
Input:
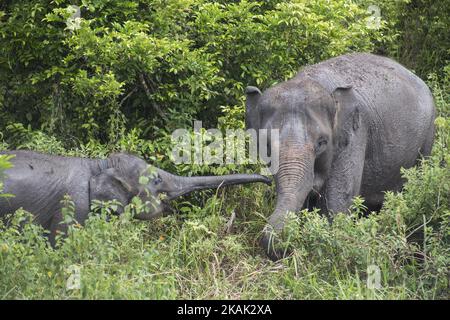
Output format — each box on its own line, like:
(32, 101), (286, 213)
(0, 154), (13, 197)
(393, 0), (450, 78)
(0, 0), (382, 145)
(0, 0), (448, 300)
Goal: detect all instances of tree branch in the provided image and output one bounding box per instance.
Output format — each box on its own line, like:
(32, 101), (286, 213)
(139, 73), (167, 120)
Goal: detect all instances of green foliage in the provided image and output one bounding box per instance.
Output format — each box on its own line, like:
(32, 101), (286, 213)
(394, 0), (450, 78)
(0, 0), (381, 145)
(0, 154), (13, 197)
(354, 0), (408, 53)
(355, 0), (449, 77)
(0, 0), (448, 300)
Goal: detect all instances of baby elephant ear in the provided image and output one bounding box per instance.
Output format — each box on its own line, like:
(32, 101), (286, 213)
(245, 86), (262, 130)
(89, 168), (134, 214)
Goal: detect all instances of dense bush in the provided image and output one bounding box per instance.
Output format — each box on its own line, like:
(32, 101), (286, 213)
(0, 0), (448, 299)
(355, 0), (449, 78)
(393, 0), (450, 78)
(0, 154), (13, 196)
(0, 0), (382, 145)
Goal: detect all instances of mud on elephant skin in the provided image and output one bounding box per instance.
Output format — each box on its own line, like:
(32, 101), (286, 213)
(0, 150), (271, 245)
(246, 53), (436, 260)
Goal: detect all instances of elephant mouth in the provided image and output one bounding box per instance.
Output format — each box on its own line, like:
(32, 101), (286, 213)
(133, 198), (173, 220)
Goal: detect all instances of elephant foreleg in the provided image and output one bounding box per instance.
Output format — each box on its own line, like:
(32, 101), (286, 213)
(319, 142), (366, 217)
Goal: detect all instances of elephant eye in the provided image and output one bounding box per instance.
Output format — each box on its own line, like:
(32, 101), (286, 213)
(316, 137), (328, 153)
(153, 177), (163, 185)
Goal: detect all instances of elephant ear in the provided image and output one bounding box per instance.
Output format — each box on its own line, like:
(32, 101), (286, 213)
(89, 168), (136, 214)
(245, 86), (262, 130)
(331, 85), (361, 148)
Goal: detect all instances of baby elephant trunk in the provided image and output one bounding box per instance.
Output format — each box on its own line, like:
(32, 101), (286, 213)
(169, 173), (272, 200)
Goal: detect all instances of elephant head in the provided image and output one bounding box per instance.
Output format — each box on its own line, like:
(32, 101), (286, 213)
(90, 153), (271, 219)
(245, 79), (359, 260)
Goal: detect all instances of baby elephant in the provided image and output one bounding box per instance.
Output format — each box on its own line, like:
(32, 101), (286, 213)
(0, 150), (270, 243)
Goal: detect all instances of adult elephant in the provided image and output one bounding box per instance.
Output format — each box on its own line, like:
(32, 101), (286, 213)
(0, 150), (270, 244)
(245, 53), (436, 260)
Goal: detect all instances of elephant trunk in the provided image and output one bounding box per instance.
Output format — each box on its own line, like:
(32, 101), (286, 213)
(134, 172), (271, 221)
(168, 173), (271, 200)
(261, 136), (315, 260)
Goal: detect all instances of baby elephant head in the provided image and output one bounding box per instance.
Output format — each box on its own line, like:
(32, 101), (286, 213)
(89, 153), (271, 219)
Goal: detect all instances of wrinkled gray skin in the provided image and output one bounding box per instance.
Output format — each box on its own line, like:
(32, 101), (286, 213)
(246, 53), (436, 260)
(0, 151), (271, 245)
